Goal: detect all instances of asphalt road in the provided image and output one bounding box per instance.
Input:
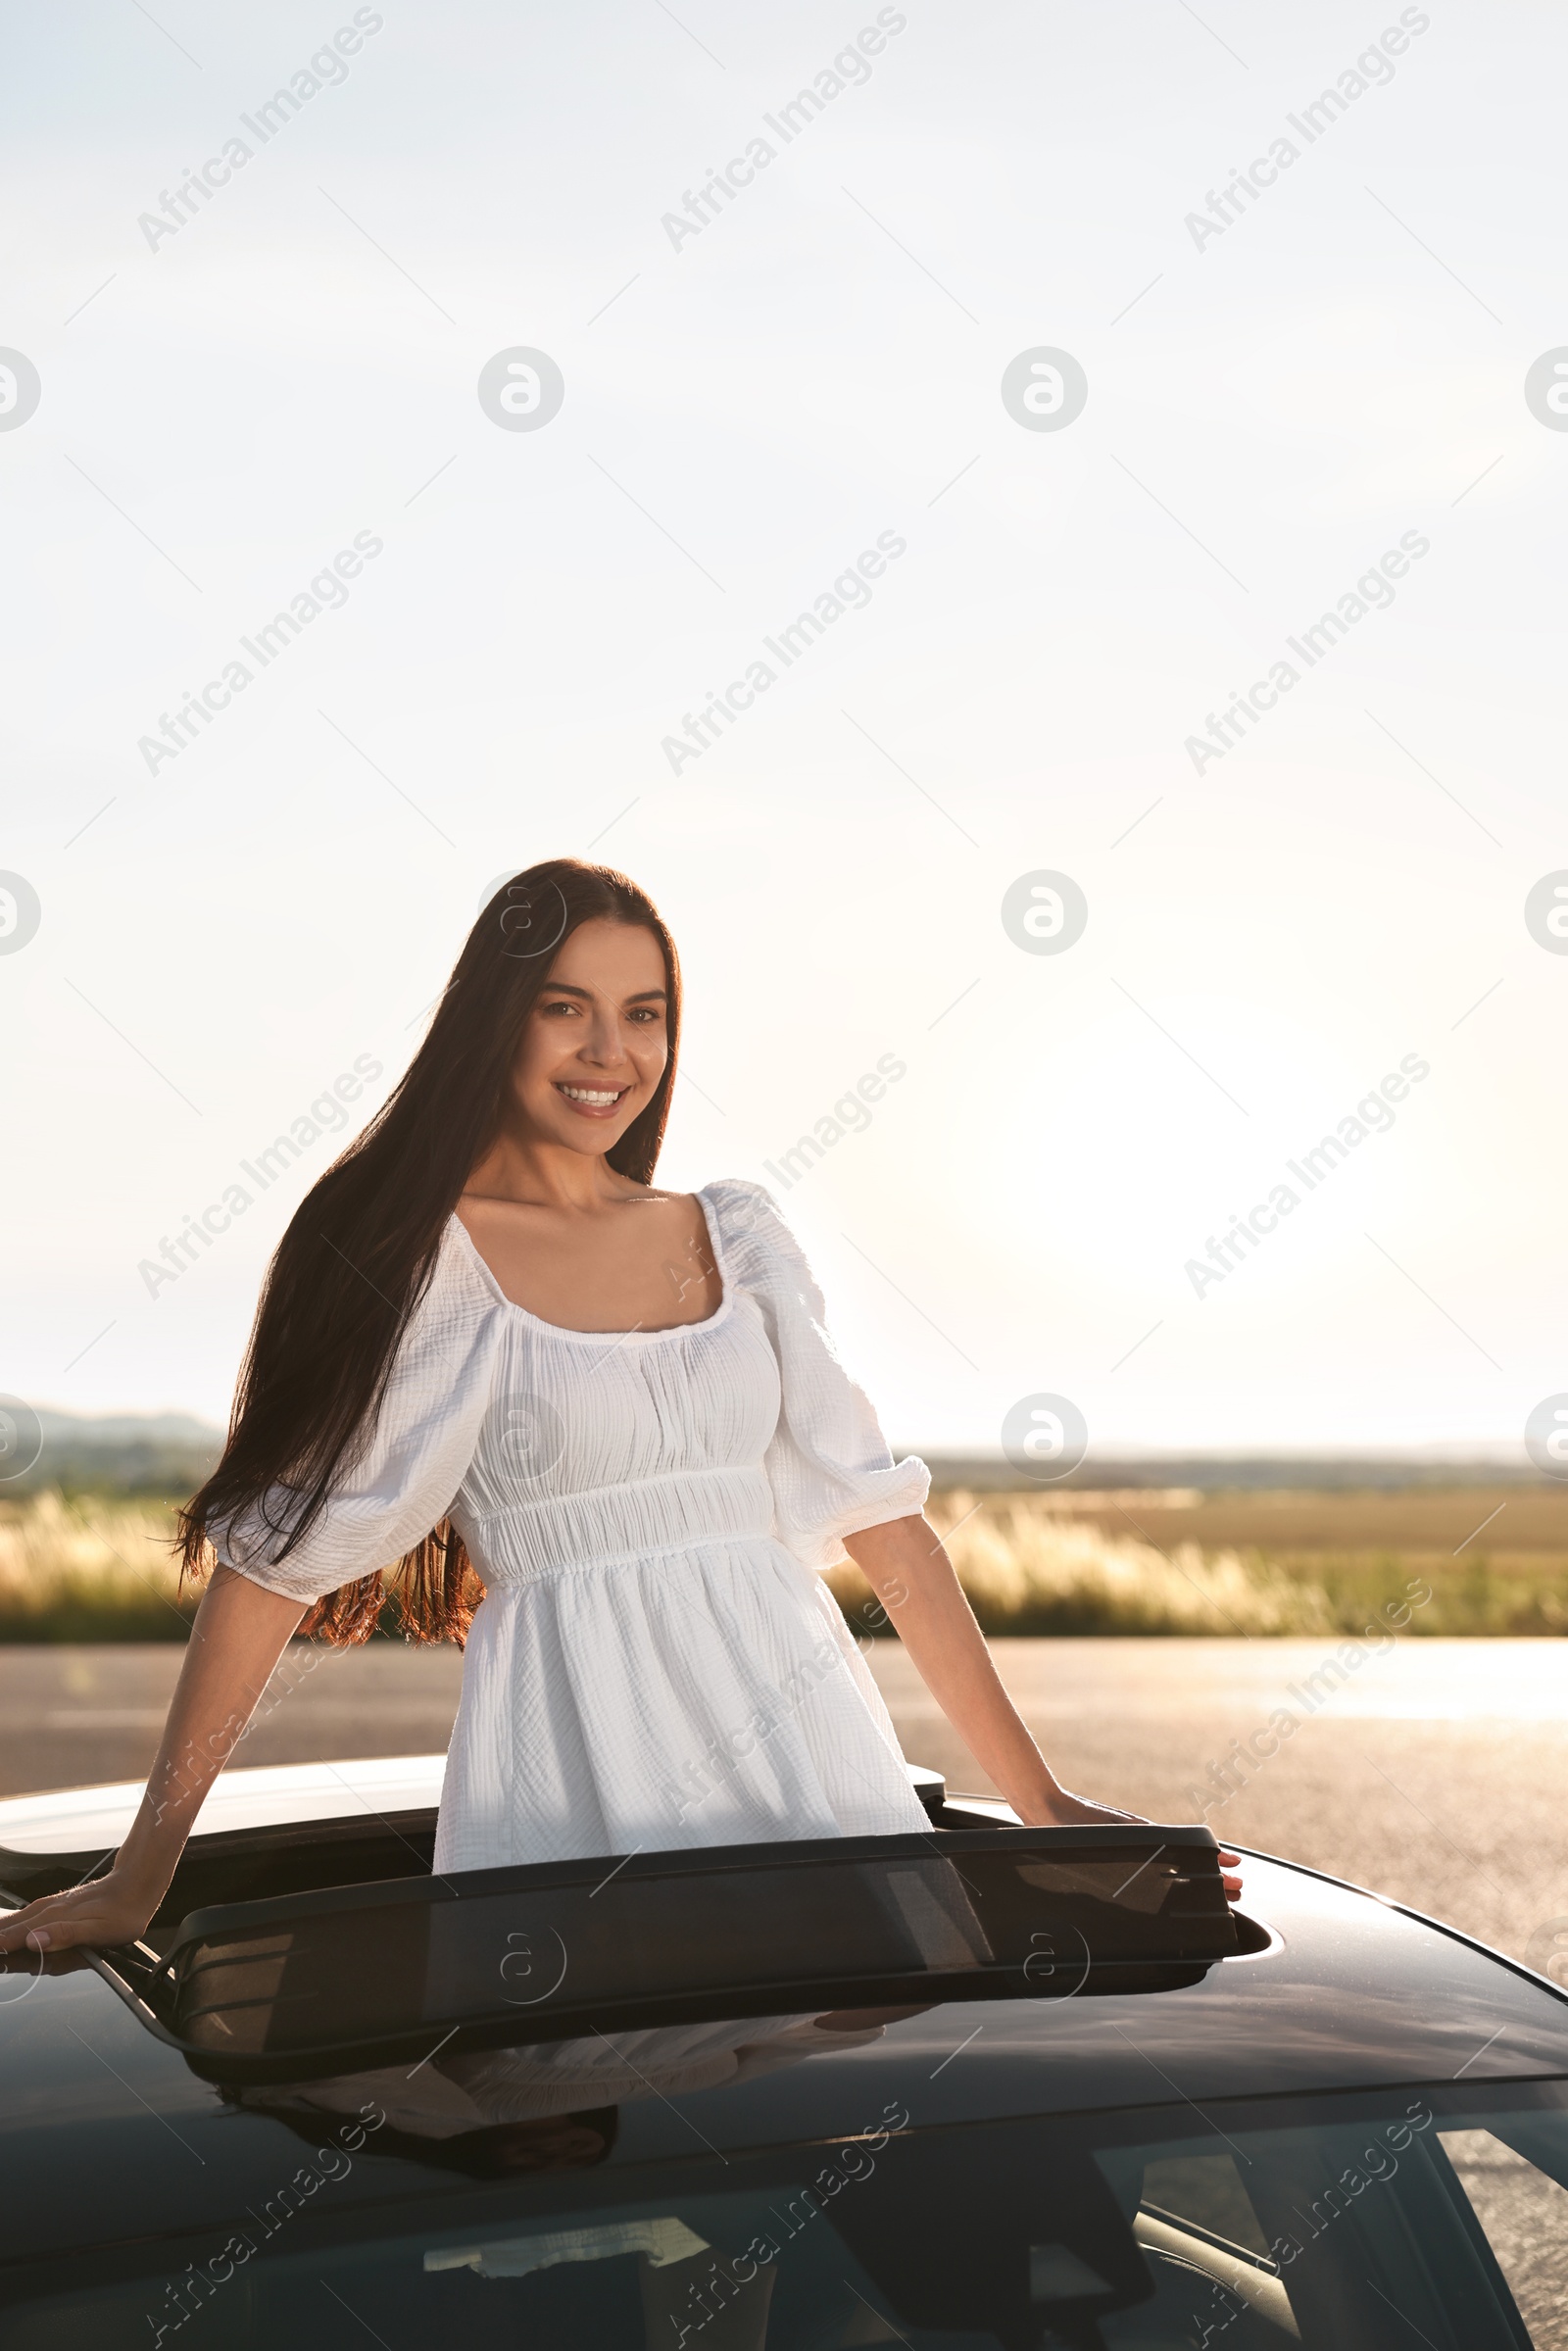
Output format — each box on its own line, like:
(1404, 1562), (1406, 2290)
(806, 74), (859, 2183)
(1, 1637), (1562, 1975)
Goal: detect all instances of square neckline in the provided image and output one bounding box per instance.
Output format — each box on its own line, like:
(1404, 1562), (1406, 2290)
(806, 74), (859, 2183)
(447, 1186), (734, 1344)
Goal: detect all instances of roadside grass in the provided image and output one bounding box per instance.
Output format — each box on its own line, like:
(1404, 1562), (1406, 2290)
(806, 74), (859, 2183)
(1034, 1485), (1568, 1637)
(825, 1491), (1337, 1639)
(0, 1491), (194, 1641)
(828, 1486), (1568, 1640)
(3, 1484), (1566, 1641)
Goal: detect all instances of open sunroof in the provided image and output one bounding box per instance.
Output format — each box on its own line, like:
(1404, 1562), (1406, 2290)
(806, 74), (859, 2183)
(96, 1824), (1239, 2083)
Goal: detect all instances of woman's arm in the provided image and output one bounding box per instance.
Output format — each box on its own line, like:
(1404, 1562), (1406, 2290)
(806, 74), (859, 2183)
(0, 1566), (307, 1955)
(842, 1513), (1242, 1897)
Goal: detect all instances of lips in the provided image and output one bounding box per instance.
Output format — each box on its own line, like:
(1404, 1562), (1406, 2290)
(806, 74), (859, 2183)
(555, 1082), (631, 1116)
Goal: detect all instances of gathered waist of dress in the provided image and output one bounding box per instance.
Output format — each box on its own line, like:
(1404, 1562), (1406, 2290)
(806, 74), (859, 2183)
(461, 1463), (779, 1585)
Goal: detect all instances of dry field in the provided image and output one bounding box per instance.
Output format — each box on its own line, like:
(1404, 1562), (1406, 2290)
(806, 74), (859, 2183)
(831, 1484), (1568, 1639)
(3, 1481), (1565, 1640)
(0, 1491), (194, 1641)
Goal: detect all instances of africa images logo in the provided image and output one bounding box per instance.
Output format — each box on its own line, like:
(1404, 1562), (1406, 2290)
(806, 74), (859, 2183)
(0, 350), (40, 431)
(1525, 350), (1568, 430)
(0, 873), (42, 955)
(476, 349), (564, 432)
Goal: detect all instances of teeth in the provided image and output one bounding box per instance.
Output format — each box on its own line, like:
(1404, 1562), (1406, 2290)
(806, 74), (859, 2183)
(559, 1085), (623, 1104)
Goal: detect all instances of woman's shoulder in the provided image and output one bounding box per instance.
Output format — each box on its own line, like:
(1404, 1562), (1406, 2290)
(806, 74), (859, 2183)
(699, 1174), (772, 1208)
(426, 1211), (516, 1324)
(700, 1177), (810, 1279)
(700, 1174), (783, 1231)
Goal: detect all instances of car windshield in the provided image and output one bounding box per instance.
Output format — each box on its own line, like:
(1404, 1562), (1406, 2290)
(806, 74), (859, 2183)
(7, 2075), (1567, 2350)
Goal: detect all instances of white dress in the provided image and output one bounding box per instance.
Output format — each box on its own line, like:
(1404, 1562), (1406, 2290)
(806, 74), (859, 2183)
(217, 1180), (932, 1873)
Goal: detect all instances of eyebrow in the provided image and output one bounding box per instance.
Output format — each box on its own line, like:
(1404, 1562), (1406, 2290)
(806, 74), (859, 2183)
(543, 982), (667, 1004)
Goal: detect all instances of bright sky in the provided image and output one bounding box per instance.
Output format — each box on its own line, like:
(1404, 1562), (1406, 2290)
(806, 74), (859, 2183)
(2, 0), (1565, 1460)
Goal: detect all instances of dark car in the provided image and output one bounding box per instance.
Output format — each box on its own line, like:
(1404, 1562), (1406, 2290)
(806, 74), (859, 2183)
(2, 1753), (1566, 2349)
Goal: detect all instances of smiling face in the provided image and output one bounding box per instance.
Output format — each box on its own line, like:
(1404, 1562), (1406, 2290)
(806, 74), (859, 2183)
(504, 916), (670, 1157)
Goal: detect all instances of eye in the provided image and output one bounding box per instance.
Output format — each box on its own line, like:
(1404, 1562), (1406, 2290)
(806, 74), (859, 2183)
(540, 997), (579, 1015)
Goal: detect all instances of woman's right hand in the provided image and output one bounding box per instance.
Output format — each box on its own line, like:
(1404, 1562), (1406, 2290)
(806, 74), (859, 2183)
(0, 1864), (161, 1957)
(0, 1569), (310, 1964)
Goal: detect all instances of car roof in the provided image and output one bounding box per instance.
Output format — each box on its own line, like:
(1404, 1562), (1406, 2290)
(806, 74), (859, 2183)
(0, 1754), (956, 1854)
(0, 1752), (457, 1853)
(2, 1759), (1565, 2271)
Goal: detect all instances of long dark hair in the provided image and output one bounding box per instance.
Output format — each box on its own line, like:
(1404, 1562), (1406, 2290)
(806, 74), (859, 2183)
(178, 858), (681, 1645)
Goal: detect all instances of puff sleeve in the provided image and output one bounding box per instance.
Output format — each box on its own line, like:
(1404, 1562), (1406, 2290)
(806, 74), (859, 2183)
(211, 1221), (505, 1603)
(707, 1178), (930, 1570)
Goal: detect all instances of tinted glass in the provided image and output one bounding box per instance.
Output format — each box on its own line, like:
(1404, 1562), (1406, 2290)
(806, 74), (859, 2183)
(3, 2079), (1565, 2348)
(159, 1827), (1229, 2074)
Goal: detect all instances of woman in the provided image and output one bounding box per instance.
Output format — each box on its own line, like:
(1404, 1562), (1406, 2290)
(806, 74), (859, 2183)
(1, 859), (1232, 1955)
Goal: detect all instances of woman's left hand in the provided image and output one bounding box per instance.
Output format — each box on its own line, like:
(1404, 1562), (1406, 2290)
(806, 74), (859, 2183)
(839, 1519), (1246, 1905)
(1020, 1788), (1244, 1904)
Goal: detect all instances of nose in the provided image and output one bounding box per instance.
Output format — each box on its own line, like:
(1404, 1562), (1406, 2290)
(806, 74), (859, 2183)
(578, 1005), (631, 1067)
